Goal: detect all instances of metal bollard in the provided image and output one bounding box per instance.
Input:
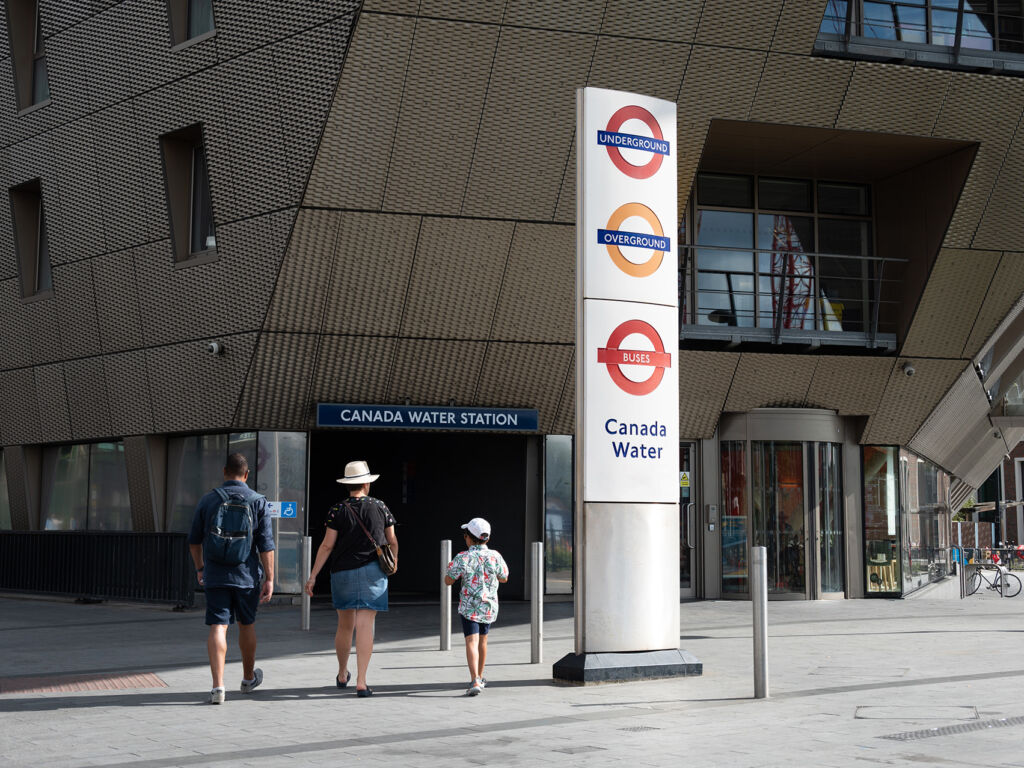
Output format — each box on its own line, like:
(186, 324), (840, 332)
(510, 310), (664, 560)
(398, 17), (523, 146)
(300, 535), (312, 631)
(531, 541), (543, 663)
(751, 545), (768, 699)
(441, 539), (452, 651)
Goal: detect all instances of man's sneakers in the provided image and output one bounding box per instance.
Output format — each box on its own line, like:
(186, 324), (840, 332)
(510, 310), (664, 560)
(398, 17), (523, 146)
(240, 668), (263, 694)
(210, 687), (226, 704)
(466, 678), (484, 696)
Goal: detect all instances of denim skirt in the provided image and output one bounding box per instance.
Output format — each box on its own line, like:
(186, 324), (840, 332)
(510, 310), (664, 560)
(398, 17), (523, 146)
(330, 560), (388, 611)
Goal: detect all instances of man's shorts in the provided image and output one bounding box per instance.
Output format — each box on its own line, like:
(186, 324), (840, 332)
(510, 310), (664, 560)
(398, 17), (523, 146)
(205, 586), (260, 626)
(460, 615), (491, 636)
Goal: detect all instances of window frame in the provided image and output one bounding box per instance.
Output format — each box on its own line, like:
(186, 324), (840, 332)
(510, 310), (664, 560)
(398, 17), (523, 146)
(5, 0), (51, 112)
(167, 0), (217, 49)
(9, 178), (54, 301)
(159, 124), (218, 265)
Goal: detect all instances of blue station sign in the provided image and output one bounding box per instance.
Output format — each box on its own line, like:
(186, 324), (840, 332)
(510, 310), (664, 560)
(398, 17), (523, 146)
(317, 403), (539, 432)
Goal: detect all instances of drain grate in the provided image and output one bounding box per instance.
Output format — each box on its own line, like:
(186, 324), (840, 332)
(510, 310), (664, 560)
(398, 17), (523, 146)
(619, 726), (661, 732)
(880, 715), (1024, 741)
(0, 672), (166, 694)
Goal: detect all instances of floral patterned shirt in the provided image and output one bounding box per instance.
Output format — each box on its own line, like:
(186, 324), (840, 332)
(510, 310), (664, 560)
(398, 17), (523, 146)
(446, 544), (509, 623)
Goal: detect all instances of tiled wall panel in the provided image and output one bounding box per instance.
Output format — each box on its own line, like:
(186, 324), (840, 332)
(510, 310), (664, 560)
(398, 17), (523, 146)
(92, 249), (146, 355)
(751, 54), (853, 128)
(384, 20), (497, 215)
(901, 249), (1001, 358)
(32, 363), (71, 443)
(696, 0), (783, 49)
(418, 0), (507, 23)
(502, 0), (605, 33)
(322, 213), (421, 337)
(146, 332), (257, 434)
(549, 352), (575, 435)
(679, 350), (740, 438)
(962, 252), (1024, 357)
(386, 339), (488, 405)
(53, 260), (102, 359)
(771, 0), (828, 54)
(103, 351), (155, 437)
(235, 333), (319, 429)
(975, 121), (1024, 250)
(805, 357), (895, 415)
(305, 14), (417, 209)
(601, 0), (704, 43)
(491, 223), (575, 344)
(461, 27), (595, 220)
(64, 356), (113, 441)
(400, 218), (514, 339)
(264, 209), (340, 333)
(123, 435), (155, 532)
(309, 335), (397, 414)
(862, 359), (968, 445)
(932, 74), (1024, 248)
(836, 63), (951, 136)
(475, 342), (574, 426)
(724, 354), (818, 412)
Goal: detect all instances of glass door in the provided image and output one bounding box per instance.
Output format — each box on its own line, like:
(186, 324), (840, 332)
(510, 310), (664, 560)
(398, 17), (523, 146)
(680, 442), (698, 598)
(813, 443), (845, 597)
(752, 441), (806, 597)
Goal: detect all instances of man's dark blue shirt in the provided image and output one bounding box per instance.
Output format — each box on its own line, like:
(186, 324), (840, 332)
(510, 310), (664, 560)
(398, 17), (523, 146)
(188, 480), (275, 589)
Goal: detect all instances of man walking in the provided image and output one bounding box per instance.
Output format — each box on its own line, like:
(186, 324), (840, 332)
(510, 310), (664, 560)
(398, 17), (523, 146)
(188, 453), (275, 703)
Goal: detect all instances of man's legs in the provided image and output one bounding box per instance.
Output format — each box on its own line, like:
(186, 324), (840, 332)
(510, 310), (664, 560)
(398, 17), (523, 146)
(335, 609), (355, 681)
(354, 609), (376, 690)
(207, 624), (229, 689)
(238, 622), (256, 681)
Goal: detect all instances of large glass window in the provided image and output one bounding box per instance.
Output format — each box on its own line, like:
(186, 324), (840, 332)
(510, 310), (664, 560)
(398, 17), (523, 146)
(255, 431), (308, 594)
(87, 443), (132, 531)
(821, 2), (1024, 54)
(544, 435), (573, 594)
(903, 449), (951, 592)
(0, 450), (12, 530)
(683, 173), (886, 337)
(166, 434), (229, 532)
(721, 441), (748, 594)
(863, 446), (901, 593)
(41, 443), (131, 531)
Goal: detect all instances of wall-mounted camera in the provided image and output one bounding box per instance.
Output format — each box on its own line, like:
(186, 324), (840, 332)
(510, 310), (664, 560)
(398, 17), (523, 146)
(206, 341), (225, 356)
(901, 362), (915, 377)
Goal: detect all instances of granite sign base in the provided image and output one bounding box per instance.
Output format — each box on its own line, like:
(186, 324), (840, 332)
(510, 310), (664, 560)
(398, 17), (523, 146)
(552, 649), (703, 685)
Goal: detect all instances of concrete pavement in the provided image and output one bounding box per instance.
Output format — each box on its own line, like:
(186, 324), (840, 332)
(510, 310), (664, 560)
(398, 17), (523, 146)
(1, 585), (1023, 767)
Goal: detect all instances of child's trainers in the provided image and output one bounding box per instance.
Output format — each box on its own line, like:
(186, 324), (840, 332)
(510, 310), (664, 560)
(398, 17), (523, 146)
(240, 668), (263, 693)
(466, 679), (483, 696)
(210, 687), (226, 704)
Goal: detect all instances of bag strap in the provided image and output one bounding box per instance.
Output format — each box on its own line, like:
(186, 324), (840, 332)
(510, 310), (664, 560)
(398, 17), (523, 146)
(342, 500), (383, 552)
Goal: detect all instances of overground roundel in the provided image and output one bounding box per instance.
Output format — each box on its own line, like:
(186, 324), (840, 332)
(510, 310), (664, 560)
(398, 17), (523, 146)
(596, 319), (671, 396)
(600, 202), (667, 278)
(601, 105), (667, 180)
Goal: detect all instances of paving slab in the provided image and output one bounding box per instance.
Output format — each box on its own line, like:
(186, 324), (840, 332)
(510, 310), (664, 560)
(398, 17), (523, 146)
(0, 586), (1022, 767)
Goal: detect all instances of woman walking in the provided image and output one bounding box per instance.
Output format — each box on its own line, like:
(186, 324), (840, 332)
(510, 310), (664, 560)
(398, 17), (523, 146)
(305, 461), (397, 697)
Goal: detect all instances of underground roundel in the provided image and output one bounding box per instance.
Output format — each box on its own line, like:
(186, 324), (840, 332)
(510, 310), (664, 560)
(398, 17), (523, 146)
(596, 319), (671, 396)
(597, 105), (669, 180)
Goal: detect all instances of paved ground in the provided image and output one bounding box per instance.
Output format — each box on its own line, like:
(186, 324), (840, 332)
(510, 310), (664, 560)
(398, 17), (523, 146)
(1, 582), (1023, 768)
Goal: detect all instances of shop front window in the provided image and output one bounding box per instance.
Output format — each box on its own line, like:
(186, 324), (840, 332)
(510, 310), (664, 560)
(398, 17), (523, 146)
(863, 446), (900, 593)
(544, 435), (573, 594)
(166, 434), (229, 532)
(42, 443), (131, 531)
(902, 449), (951, 593)
(87, 443), (132, 531)
(721, 441), (748, 594)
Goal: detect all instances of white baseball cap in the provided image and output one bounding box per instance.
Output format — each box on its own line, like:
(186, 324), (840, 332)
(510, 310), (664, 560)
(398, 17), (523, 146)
(461, 517), (491, 540)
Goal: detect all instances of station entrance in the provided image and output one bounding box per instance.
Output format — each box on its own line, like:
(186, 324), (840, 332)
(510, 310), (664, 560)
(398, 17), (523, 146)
(306, 430), (536, 600)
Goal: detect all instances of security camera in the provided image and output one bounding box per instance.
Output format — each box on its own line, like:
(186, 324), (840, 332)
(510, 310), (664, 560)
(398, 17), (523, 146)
(902, 363), (915, 377)
(206, 341), (224, 356)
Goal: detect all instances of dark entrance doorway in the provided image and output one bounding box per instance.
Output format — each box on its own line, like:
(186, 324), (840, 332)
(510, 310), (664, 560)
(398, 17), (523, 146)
(308, 430), (530, 599)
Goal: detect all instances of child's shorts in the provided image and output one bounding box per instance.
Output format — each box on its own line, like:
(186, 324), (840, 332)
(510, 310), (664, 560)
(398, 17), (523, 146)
(460, 616), (492, 636)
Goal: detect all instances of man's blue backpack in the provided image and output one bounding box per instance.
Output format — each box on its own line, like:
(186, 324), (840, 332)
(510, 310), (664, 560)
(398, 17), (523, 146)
(204, 487), (259, 566)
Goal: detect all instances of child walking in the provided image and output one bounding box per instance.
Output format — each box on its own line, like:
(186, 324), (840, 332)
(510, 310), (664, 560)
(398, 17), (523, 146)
(444, 517), (509, 696)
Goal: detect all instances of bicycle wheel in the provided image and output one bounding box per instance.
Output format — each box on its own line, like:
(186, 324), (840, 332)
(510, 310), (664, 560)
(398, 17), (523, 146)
(967, 570), (982, 596)
(1000, 573), (1022, 598)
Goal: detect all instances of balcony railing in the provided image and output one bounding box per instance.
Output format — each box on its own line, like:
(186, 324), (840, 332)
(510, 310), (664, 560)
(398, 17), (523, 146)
(680, 244), (905, 350)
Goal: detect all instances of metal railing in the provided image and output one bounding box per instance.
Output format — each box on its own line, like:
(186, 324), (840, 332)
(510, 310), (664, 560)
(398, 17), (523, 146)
(0, 531), (195, 606)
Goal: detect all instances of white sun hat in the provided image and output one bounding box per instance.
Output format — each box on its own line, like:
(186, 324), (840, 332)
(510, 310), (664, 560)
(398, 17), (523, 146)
(336, 460), (380, 484)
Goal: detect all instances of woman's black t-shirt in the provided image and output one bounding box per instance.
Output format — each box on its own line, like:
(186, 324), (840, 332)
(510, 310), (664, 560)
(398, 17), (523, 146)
(325, 496), (396, 573)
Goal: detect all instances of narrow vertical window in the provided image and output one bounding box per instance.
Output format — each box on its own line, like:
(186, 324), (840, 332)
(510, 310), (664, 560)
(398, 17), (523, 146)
(168, 0), (215, 46)
(160, 125), (217, 262)
(9, 179), (53, 298)
(5, 0), (50, 110)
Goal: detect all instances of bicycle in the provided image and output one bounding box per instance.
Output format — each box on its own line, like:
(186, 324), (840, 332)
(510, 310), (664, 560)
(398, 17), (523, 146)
(966, 565), (1022, 597)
